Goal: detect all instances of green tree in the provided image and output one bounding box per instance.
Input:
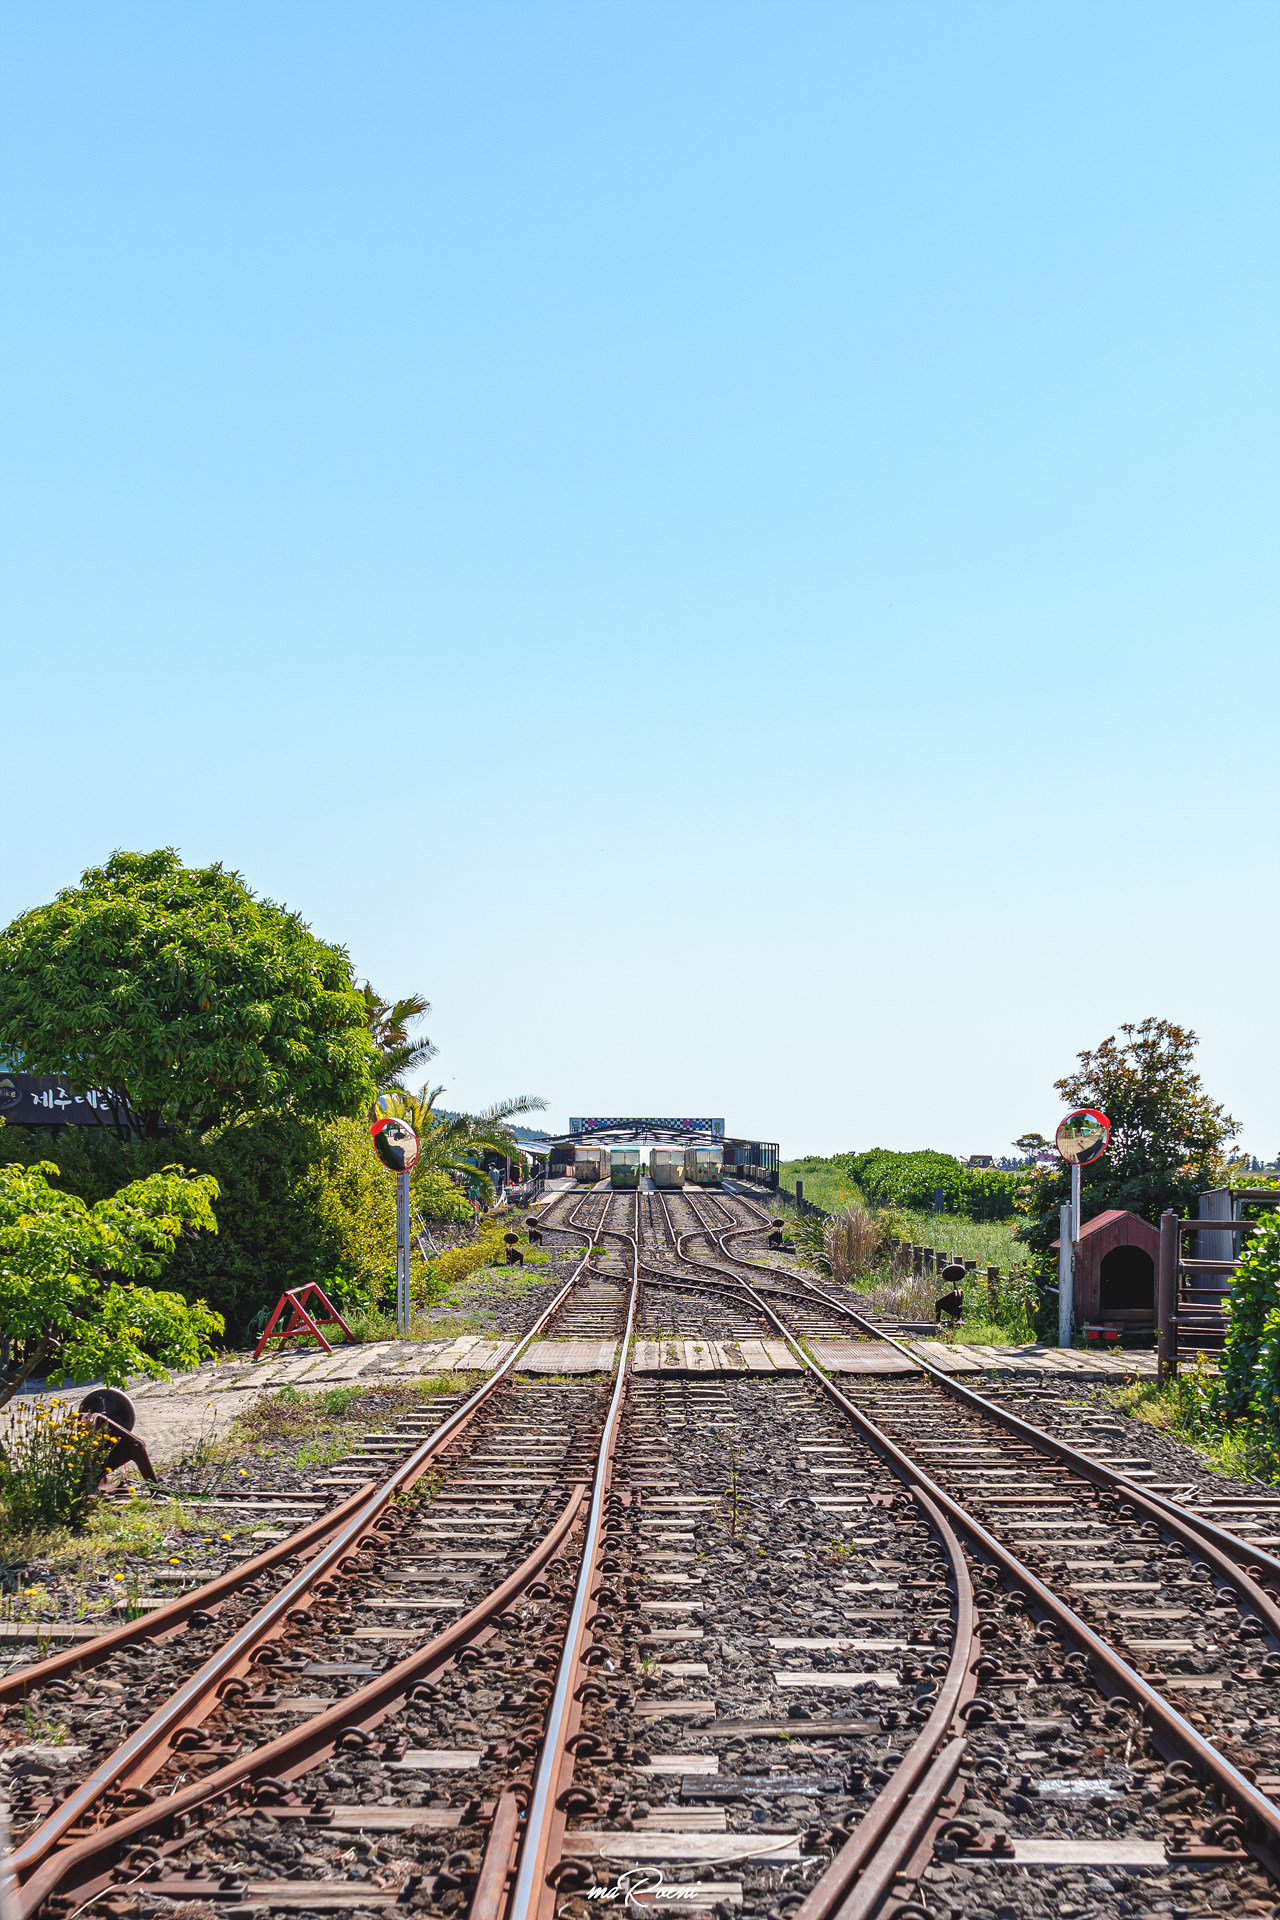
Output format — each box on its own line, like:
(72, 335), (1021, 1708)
(0, 849), (376, 1138)
(1016, 1017), (1239, 1256)
(361, 986), (437, 1092)
(1013, 1132), (1053, 1161)
(0, 1161), (222, 1405)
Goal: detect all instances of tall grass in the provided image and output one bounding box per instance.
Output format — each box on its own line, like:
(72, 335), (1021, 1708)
(888, 1208), (1022, 1268)
(826, 1207), (882, 1284)
(342, 1306), (399, 1343)
(806, 1248), (1038, 1344)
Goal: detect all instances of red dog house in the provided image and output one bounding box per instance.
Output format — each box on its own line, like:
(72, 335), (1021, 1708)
(1052, 1209), (1161, 1331)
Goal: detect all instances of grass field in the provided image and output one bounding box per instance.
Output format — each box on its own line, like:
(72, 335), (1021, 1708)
(781, 1159), (1023, 1272)
(780, 1157), (860, 1212)
(891, 1208), (1023, 1269)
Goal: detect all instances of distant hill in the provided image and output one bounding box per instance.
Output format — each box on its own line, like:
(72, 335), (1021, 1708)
(431, 1110), (552, 1144)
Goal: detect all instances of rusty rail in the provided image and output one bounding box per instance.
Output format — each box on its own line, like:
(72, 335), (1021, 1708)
(13, 1483), (590, 1918)
(793, 1486), (977, 1920)
(6, 1186), (617, 1900)
(666, 1192), (1280, 1879)
(708, 1194), (1280, 1600)
(502, 1202), (641, 1920)
(649, 1189), (990, 1920)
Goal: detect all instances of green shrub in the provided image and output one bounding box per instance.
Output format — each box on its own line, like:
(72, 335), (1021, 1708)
(342, 1305), (398, 1343)
(428, 1222), (512, 1293)
(1219, 1213), (1280, 1428)
(846, 1149), (1020, 1221)
(0, 1111), (451, 1343)
(412, 1167), (474, 1223)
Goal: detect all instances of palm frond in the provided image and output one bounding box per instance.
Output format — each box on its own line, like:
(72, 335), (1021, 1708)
(362, 983), (435, 1090)
(468, 1094), (548, 1125)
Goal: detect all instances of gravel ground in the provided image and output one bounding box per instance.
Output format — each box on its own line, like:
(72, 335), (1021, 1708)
(5, 1187), (1278, 1919)
(980, 1381), (1278, 1505)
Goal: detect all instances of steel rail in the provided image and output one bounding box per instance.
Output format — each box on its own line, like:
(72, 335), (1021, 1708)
(7, 1189), (616, 1892)
(471, 1790), (524, 1920)
(505, 1198), (642, 1920)
(707, 1199), (1280, 1610)
(757, 1312), (1280, 1868)
(793, 1487), (978, 1920)
(658, 1195), (1280, 1870)
(646, 1189), (990, 1920)
(833, 1739), (968, 1920)
(0, 1481), (379, 1701)
(0, 1185), (603, 1709)
(12, 1482), (590, 1919)
(786, 1274), (1280, 1624)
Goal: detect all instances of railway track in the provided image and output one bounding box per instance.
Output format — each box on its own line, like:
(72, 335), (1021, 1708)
(4, 1181), (1279, 1920)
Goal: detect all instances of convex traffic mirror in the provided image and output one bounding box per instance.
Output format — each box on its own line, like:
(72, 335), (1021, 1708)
(370, 1116), (420, 1172)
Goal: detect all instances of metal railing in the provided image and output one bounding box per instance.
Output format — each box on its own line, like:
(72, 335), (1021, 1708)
(1157, 1192), (1279, 1380)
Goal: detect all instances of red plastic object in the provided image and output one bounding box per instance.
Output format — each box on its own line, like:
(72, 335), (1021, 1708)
(1084, 1323), (1123, 1344)
(252, 1283), (354, 1361)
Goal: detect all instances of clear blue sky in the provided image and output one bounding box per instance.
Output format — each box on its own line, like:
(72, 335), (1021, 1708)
(2, 2), (1277, 1159)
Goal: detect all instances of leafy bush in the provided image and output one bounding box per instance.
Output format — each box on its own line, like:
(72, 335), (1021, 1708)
(1218, 1213), (1280, 1427)
(845, 1149), (1020, 1221)
(414, 1168), (474, 1223)
(0, 1111), (468, 1343)
(0, 1160), (222, 1404)
(0, 1400), (114, 1528)
(1016, 1019), (1238, 1259)
(427, 1220), (515, 1294)
(0, 848), (376, 1136)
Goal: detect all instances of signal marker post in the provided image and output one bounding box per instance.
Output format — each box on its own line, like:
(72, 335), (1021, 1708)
(1057, 1200), (1073, 1349)
(395, 1168), (410, 1333)
(370, 1115), (421, 1337)
(1053, 1108), (1110, 1349)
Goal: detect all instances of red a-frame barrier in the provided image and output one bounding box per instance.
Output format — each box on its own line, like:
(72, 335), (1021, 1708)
(252, 1282), (354, 1361)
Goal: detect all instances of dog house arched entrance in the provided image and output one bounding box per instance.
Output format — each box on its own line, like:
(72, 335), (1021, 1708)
(1099, 1242), (1155, 1314)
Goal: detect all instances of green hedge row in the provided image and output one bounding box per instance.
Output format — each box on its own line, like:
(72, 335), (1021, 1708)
(837, 1148), (1021, 1222)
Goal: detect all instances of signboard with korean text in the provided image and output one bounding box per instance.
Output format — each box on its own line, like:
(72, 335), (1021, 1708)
(0, 1073), (123, 1127)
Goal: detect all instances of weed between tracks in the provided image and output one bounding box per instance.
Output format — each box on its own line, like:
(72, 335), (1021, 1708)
(225, 1374), (472, 1459)
(819, 1265), (1038, 1344)
(778, 1195), (1034, 1341)
(0, 1372), (477, 1627)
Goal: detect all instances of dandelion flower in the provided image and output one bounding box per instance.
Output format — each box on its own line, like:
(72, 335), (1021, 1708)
(113, 1573), (125, 1582)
